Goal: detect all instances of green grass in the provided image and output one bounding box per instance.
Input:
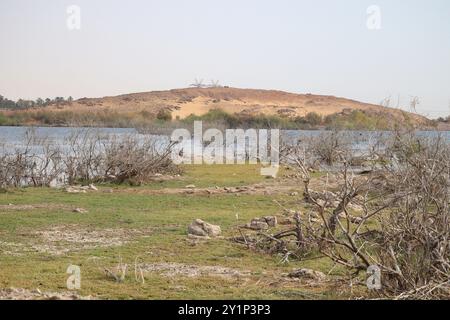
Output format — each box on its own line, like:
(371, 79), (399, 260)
(0, 165), (349, 300)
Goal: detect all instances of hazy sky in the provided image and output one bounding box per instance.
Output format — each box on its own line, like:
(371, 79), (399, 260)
(1, 0), (449, 118)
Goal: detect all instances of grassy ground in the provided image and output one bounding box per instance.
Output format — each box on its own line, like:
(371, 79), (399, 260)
(0, 165), (354, 300)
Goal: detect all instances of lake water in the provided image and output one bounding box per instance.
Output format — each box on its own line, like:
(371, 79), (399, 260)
(0, 126), (449, 152)
(1, 126), (449, 187)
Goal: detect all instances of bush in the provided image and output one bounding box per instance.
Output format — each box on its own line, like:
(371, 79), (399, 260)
(0, 130), (181, 187)
(304, 112), (322, 126)
(287, 131), (450, 299)
(156, 109), (172, 121)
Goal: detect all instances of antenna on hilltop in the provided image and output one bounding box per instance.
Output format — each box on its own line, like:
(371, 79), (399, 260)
(190, 78), (205, 88)
(209, 79), (221, 88)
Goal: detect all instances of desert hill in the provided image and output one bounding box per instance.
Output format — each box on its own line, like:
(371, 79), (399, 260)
(68, 87), (429, 124)
(1, 87), (433, 128)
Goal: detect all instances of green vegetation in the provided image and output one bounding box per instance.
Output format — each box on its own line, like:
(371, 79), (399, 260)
(182, 108), (403, 130)
(156, 109), (173, 121)
(0, 105), (417, 130)
(324, 110), (391, 130)
(0, 94), (73, 110)
(0, 110), (155, 127)
(0, 165), (348, 300)
(183, 109), (324, 129)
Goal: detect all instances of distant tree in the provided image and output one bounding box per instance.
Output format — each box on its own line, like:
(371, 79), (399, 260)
(304, 112), (322, 126)
(54, 97), (65, 106)
(16, 99), (27, 109)
(0, 95), (16, 109)
(67, 96), (74, 104)
(36, 98), (44, 107)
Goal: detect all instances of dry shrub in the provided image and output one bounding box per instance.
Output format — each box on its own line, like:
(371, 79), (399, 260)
(0, 129), (64, 187)
(267, 130), (449, 299)
(0, 129), (180, 187)
(300, 131), (450, 299)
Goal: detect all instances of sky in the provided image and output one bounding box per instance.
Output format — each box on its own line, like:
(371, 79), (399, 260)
(0, 0), (449, 118)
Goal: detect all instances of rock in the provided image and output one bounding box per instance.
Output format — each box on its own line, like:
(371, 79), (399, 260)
(246, 218), (269, 230)
(245, 216), (277, 230)
(73, 208), (88, 214)
(263, 216), (277, 227)
(279, 217), (295, 225)
(290, 192), (299, 196)
(187, 234), (210, 240)
(154, 173), (163, 177)
(88, 184), (98, 191)
(288, 268), (326, 281)
(65, 187), (80, 194)
(185, 184), (196, 189)
(188, 219), (221, 237)
(65, 186), (89, 194)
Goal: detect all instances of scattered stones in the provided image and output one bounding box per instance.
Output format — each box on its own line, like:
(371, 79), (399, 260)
(288, 268), (326, 281)
(246, 219), (269, 230)
(115, 183), (295, 197)
(278, 217), (295, 225)
(244, 216), (277, 230)
(65, 186), (86, 194)
(65, 185), (98, 193)
(0, 288), (93, 300)
(264, 216), (278, 227)
(188, 219), (221, 237)
(290, 192), (299, 196)
(187, 234), (210, 240)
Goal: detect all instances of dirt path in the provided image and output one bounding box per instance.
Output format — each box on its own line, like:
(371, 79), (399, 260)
(119, 180), (301, 196)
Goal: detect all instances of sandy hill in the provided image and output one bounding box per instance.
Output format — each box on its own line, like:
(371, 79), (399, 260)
(47, 87), (430, 126)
